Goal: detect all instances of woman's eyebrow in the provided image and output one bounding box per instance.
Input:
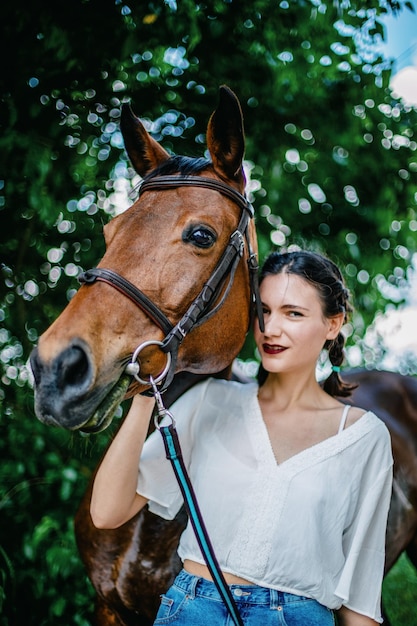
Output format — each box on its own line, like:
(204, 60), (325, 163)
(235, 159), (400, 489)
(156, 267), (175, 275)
(281, 303), (310, 311)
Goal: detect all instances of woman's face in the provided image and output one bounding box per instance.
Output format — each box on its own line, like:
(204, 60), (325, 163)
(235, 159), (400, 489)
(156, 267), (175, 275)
(254, 272), (343, 376)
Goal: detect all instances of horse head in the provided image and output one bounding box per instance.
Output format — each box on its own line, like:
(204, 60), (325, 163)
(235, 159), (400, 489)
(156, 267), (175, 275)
(30, 86), (259, 433)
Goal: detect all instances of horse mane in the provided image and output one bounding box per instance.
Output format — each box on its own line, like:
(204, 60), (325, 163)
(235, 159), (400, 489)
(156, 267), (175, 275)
(143, 155), (211, 180)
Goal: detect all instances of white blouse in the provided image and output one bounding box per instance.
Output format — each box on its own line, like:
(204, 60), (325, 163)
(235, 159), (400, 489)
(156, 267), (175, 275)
(137, 378), (393, 623)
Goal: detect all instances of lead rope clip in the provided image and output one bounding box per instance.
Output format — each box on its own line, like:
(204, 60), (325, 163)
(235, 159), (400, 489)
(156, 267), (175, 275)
(149, 375), (176, 430)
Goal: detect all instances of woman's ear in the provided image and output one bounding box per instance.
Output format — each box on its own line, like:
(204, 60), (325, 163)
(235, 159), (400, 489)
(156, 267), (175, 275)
(326, 313), (345, 340)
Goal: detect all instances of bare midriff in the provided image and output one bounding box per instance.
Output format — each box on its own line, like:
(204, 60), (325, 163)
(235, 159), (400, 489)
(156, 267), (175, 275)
(183, 559), (254, 585)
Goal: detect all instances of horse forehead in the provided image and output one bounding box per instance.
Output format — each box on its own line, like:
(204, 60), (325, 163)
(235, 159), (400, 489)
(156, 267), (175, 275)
(106, 185), (240, 240)
(140, 184), (239, 220)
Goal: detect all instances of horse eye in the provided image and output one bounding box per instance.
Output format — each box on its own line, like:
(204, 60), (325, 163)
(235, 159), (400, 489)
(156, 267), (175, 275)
(183, 226), (217, 248)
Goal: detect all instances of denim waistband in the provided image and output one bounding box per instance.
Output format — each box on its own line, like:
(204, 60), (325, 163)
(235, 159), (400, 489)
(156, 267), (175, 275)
(174, 570), (312, 607)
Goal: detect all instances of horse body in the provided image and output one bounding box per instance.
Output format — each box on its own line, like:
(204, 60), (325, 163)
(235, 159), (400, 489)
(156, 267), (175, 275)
(75, 480), (186, 625)
(344, 370), (417, 573)
(30, 88), (417, 625)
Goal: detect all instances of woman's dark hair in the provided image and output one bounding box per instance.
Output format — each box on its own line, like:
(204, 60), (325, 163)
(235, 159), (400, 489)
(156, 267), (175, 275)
(257, 250), (357, 398)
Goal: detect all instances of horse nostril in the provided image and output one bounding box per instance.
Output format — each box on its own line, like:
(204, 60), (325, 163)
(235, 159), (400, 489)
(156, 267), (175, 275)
(57, 345), (91, 391)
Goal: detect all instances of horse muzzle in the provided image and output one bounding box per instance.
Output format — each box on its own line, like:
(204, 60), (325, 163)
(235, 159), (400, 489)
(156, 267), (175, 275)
(30, 340), (129, 432)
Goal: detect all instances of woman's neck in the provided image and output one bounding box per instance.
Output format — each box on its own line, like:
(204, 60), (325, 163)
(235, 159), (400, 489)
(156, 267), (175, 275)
(258, 370), (330, 412)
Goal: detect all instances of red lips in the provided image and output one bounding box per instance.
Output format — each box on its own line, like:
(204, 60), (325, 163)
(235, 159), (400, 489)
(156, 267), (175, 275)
(262, 344), (288, 355)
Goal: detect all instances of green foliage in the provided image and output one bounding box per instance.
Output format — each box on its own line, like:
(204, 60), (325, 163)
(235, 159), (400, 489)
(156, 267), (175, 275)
(0, 380), (113, 624)
(382, 554), (417, 624)
(1, 0), (416, 622)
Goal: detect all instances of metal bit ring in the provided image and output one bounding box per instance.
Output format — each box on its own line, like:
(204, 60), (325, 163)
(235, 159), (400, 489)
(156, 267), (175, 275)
(127, 340), (172, 386)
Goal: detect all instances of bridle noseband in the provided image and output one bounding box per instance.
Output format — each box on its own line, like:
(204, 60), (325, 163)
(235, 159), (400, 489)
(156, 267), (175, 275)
(78, 174), (264, 390)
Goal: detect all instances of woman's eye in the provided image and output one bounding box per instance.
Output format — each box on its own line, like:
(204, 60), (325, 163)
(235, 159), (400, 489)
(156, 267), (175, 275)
(183, 226), (216, 248)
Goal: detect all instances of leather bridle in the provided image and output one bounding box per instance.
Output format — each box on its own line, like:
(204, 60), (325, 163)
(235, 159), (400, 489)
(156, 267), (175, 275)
(78, 174), (264, 391)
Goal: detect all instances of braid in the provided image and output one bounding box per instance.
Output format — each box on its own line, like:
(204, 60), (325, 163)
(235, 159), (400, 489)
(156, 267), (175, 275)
(321, 271), (357, 398)
(323, 333), (357, 398)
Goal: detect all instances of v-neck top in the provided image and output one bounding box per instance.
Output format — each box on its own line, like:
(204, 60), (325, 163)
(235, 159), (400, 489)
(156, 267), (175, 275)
(137, 378), (393, 623)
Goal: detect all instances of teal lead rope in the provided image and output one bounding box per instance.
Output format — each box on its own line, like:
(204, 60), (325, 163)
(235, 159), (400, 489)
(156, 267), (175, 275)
(150, 377), (244, 626)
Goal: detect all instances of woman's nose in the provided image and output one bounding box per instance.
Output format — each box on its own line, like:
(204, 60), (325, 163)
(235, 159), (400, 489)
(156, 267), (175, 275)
(263, 314), (282, 337)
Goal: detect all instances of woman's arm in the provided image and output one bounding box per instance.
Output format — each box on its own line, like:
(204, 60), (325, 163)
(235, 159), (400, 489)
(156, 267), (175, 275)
(90, 393), (155, 529)
(336, 606), (379, 626)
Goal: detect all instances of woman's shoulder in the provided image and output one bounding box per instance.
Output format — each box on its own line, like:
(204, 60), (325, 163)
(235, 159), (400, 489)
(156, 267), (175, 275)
(333, 406), (393, 475)
(208, 375), (257, 387)
(174, 376), (257, 405)
(171, 377), (258, 432)
(205, 376), (258, 397)
(344, 405), (393, 448)
(344, 405), (368, 428)
(345, 404), (386, 427)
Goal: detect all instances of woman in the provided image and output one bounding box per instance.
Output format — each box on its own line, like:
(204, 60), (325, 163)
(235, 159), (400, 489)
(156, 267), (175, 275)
(90, 250), (393, 626)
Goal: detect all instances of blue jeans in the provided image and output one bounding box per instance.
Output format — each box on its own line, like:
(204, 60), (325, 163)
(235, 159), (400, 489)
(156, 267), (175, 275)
(153, 570), (336, 625)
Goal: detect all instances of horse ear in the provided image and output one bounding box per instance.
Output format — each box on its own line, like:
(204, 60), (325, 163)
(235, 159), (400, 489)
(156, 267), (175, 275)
(120, 103), (170, 176)
(206, 85), (245, 182)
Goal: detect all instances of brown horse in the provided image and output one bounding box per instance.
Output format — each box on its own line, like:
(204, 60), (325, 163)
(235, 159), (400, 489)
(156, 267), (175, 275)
(30, 85), (261, 623)
(30, 88), (417, 625)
